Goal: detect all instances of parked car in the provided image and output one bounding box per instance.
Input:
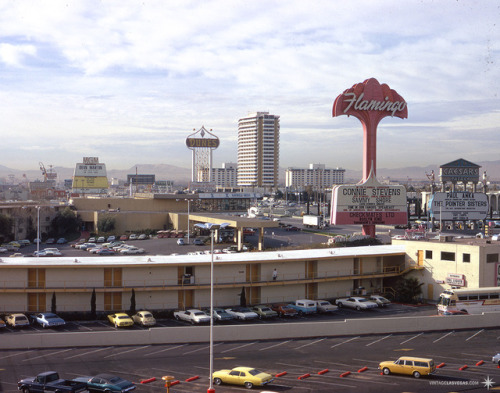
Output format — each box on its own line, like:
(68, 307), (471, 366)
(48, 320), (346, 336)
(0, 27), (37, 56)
(33, 251), (47, 257)
(128, 234), (138, 240)
(173, 309), (211, 324)
(271, 303), (299, 317)
(107, 313), (134, 328)
(30, 312), (66, 328)
(107, 236), (116, 242)
(0, 317), (6, 328)
(315, 300), (338, 313)
(138, 234), (147, 240)
(120, 246), (145, 255)
(88, 237), (96, 243)
(45, 238), (56, 244)
(212, 366), (274, 389)
(43, 248), (62, 256)
(18, 239), (31, 247)
(288, 299), (317, 315)
(0, 247), (8, 253)
(56, 238), (67, 244)
(131, 310), (156, 327)
(6, 313), (30, 327)
(96, 249), (115, 255)
(379, 356), (436, 378)
(176, 238), (186, 245)
(193, 238), (204, 246)
(119, 235), (128, 241)
(97, 237), (106, 243)
(335, 296), (378, 310)
(370, 295), (391, 307)
(18, 371), (87, 393)
(252, 305), (278, 319)
(73, 374), (136, 393)
(492, 353), (500, 366)
(9, 253), (23, 257)
(225, 307), (259, 320)
(208, 308), (235, 322)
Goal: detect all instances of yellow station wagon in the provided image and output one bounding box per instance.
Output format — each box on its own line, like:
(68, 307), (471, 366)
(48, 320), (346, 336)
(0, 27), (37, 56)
(379, 356), (436, 378)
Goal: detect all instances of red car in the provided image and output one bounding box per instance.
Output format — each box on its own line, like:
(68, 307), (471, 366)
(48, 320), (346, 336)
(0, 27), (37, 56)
(272, 303), (299, 317)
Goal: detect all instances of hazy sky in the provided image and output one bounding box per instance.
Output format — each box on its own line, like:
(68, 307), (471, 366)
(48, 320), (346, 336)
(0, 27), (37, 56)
(1, 0), (498, 172)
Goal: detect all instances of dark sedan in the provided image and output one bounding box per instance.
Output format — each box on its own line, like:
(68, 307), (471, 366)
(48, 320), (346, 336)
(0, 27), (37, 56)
(73, 374), (135, 393)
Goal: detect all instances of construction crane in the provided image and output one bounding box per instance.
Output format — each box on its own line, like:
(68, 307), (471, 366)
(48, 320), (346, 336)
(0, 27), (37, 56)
(39, 162), (47, 181)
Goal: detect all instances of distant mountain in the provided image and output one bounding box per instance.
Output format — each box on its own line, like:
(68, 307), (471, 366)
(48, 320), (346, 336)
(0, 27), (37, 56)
(1, 161), (499, 184)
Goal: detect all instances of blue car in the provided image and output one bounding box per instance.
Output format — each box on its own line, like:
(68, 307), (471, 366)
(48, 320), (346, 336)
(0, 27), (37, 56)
(30, 312), (66, 328)
(73, 374), (136, 393)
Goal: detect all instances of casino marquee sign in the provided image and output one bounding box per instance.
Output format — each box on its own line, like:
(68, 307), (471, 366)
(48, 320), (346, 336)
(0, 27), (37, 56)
(440, 158), (480, 183)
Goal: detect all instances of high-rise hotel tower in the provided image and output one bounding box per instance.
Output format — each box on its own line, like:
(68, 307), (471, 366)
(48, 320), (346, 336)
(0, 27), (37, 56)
(237, 112), (280, 189)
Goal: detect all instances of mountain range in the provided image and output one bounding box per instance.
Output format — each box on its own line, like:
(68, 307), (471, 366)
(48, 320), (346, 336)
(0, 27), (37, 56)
(1, 160), (499, 186)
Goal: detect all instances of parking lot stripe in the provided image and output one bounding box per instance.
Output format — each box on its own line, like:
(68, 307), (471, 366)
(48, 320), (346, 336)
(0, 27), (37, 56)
(465, 329), (484, 341)
(221, 341), (258, 353)
(22, 348), (74, 361)
(183, 342), (223, 355)
(294, 338), (326, 350)
(399, 332), (424, 344)
(259, 340), (292, 351)
(330, 336), (360, 348)
(433, 331), (454, 343)
(64, 346), (112, 359)
(103, 345), (151, 359)
(366, 334), (392, 347)
(144, 344), (188, 356)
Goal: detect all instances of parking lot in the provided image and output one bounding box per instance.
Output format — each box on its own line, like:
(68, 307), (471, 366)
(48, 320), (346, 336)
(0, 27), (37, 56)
(2, 327), (499, 392)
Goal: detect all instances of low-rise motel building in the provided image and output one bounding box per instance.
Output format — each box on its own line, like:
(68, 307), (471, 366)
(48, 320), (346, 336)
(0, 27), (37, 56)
(392, 235), (500, 300)
(0, 245), (415, 313)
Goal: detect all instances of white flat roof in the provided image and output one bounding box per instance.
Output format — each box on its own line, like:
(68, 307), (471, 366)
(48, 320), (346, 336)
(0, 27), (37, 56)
(0, 245), (406, 267)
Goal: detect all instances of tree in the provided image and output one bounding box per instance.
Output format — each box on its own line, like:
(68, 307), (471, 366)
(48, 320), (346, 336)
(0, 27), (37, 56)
(239, 287), (246, 307)
(0, 213), (13, 242)
(51, 292), (57, 314)
(130, 289), (136, 315)
(395, 277), (424, 304)
(50, 207), (82, 238)
(90, 288), (96, 319)
(97, 215), (116, 233)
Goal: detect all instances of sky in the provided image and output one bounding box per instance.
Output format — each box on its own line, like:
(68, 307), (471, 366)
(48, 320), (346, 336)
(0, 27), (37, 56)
(0, 0), (499, 172)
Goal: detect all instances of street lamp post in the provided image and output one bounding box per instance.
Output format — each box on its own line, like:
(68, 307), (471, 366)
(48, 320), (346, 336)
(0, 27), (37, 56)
(186, 199), (191, 244)
(36, 206), (40, 257)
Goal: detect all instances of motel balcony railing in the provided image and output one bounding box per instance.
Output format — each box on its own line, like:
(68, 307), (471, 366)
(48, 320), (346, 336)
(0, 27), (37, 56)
(0, 264), (413, 293)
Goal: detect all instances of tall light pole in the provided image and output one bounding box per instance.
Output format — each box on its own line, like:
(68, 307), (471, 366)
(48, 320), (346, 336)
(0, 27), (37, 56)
(185, 199), (191, 244)
(36, 206), (40, 257)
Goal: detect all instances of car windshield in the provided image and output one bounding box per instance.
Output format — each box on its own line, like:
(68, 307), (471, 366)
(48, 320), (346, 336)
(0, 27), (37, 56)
(261, 307), (271, 312)
(358, 299), (369, 302)
(194, 312), (205, 316)
(248, 369), (263, 376)
(239, 308), (251, 312)
(17, 316), (28, 321)
(107, 377), (123, 383)
(143, 313), (152, 318)
(118, 316), (129, 319)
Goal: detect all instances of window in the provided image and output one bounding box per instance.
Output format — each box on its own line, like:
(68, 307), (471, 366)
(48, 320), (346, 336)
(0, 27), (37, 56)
(463, 253), (470, 263)
(441, 252), (455, 261)
(486, 253), (499, 263)
(425, 250), (432, 259)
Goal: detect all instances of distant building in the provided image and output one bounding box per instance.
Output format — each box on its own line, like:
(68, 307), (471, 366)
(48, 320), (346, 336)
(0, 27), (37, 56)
(237, 112), (280, 189)
(285, 164), (345, 189)
(212, 162), (237, 188)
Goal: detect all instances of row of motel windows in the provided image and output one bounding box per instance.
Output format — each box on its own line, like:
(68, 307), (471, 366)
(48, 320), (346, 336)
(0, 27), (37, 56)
(425, 250), (499, 263)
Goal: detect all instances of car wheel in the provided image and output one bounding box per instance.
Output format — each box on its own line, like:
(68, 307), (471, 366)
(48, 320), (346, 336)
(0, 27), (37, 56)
(413, 371), (421, 379)
(22, 387), (30, 393)
(214, 378), (222, 385)
(244, 382), (253, 389)
(383, 367), (391, 375)
(356, 306), (361, 311)
(337, 302), (343, 308)
(115, 322), (118, 328)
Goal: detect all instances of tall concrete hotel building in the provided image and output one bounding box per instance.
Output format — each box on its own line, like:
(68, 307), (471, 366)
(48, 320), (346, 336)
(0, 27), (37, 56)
(237, 112), (280, 189)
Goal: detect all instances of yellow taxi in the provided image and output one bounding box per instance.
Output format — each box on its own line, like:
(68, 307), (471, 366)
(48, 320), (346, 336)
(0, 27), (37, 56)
(379, 356), (435, 378)
(213, 366), (274, 389)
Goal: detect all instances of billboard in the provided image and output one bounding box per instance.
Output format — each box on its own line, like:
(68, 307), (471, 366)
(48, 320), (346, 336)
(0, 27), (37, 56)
(330, 175), (407, 225)
(429, 192), (488, 221)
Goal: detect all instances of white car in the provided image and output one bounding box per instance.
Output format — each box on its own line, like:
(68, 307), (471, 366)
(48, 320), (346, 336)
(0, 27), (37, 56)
(315, 300), (338, 313)
(225, 307), (259, 320)
(42, 248), (62, 256)
(120, 246), (145, 255)
(30, 312), (66, 328)
(177, 238), (186, 245)
(370, 295), (391, 307)
(6, 313), (30, 327)
(132, 310), (156, 326)
(335, 297), (378, 310)
(174, 309), (211, 324)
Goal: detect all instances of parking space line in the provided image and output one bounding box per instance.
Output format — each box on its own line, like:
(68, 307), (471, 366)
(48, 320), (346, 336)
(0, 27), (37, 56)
(259, 340), (292, 351)
(103, 345), (151, 359)
(465, 329), (484, 341)
(2, 350), (33, 359)
(400, 332), (424, 344)
(330, 336), (360, 348)
(294, 338), (326, 350)
(433, 331), (454, 343)
(366, 334), (392, 346)
(144, 344), (188, 356)
(221, 341), (258, 353)
(183, 342), (223, 355)
(64, 346), (112, 359)
(23, 348), (74, 361)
